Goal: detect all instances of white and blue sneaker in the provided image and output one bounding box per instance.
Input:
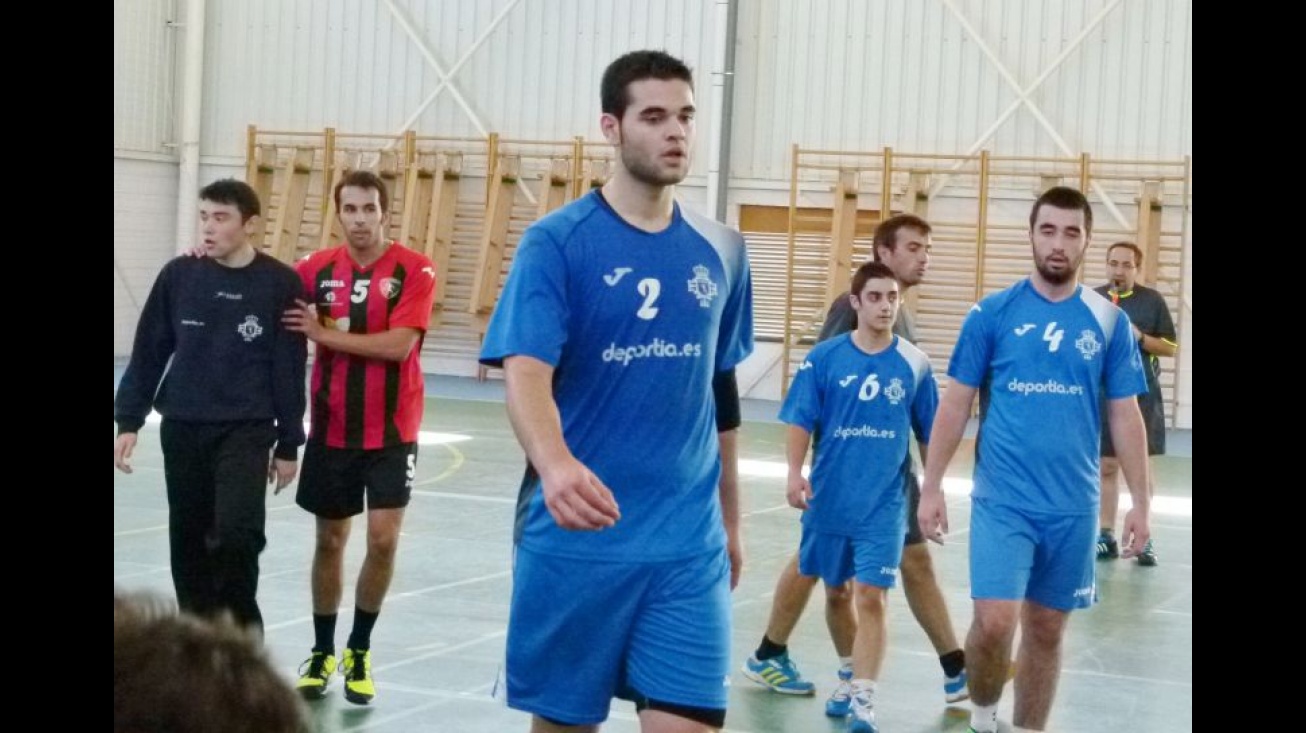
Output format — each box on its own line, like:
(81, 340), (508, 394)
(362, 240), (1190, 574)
(944, 668), (969, 703)
(849, 690), (878, 733)
(825, 667), (853, 717)
(741, 653), (816, 695)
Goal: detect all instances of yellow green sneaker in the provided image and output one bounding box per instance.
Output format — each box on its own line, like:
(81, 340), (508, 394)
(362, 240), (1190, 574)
(342, 648), (375, 705)
(296, 651), (336, 700)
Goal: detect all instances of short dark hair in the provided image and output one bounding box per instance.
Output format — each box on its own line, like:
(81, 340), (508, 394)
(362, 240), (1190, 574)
(199, 179), (261, 221)
(334, 170), (390, 215)
(601, 50), (694, 120)
(114, 592), (308, 733)
(850, 261), (898, 299)
(1030, 185), (1092, 234)
(872, 213), (931, 260)
(1107, 241), (1144, 266)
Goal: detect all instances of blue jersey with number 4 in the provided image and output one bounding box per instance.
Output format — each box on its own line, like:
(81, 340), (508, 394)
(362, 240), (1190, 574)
(480, 191), (754, 561)
(949, 279), (1147, 514)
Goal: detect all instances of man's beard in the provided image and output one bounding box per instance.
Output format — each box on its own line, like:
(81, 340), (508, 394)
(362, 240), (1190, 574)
(1035, 253), (1082, 285)
(620, 146), (688, 187)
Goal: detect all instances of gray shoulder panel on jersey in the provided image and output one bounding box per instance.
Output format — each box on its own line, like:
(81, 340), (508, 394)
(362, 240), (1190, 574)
(893, 337), (932, 386)
(1079, 287), (1120, 345)
(681, 205), (747, 292)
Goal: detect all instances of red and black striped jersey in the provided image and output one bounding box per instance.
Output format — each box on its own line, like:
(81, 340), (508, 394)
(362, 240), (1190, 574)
(296, 242), (437, 449)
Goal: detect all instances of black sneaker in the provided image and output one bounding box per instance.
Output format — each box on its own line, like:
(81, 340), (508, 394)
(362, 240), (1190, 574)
(1096, 532), (1119, 560)
(1136, 539), (1157, 566)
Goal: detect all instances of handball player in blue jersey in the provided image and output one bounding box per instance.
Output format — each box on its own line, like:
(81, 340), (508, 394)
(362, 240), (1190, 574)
(775, 261), (938, 733)
(918, 186), (1152, 733)
(480, 50), (753, 733)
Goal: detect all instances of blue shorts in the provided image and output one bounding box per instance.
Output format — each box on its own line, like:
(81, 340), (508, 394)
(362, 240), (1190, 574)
(969, 497), (1096, 611)
(797, 528), (902, 589)
(501, 546), (731, 725)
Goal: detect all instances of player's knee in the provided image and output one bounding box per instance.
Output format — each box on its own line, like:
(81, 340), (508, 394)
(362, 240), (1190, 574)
(314, 522), (350, 554)
(824, 581), (853, 604)
(365, 527), (401, 559)
(900, 543), (935, 580)
(854, 584), (887, 615)
(970, 606), (1019, 643)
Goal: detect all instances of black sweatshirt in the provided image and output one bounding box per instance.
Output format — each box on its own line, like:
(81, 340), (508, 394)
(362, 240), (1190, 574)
(114, 252), (308, 460)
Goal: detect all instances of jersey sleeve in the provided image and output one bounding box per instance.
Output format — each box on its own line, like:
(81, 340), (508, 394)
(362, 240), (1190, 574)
(294, 253), (316, 294)
(1151, 291), (1178, 342)
(715, 240), (755, 372)
(912, 364), (940, 445)
(388, 255), (437, 331)
(114, 259), (180, 433)
(778, 353), (822, 433)
(479, 227), (570, 368)
(1104, 310), (1149, 400)
(947, 304), (994, 389)
(271, 267), (308, 460)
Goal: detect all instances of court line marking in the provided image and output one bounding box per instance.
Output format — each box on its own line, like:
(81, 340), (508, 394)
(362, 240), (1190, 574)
(263, 570), (511, 632)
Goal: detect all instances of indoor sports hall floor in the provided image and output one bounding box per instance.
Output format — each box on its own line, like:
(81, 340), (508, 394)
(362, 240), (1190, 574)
(113, 373), (1192, 733)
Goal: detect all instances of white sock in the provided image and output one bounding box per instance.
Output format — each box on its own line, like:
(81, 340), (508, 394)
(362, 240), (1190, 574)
(838, 656), (854, 674)
(970, 702), (999, 732)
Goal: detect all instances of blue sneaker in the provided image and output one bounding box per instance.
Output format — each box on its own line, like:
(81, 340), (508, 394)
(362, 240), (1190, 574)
(825, 667), (853, 717)
(741, 653), (816, 695)
(848, 690), (878, 733)
(944, 668), (969, 703)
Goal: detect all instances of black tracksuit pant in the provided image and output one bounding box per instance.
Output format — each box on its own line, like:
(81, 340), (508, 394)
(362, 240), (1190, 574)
(160, 419), (275, 632)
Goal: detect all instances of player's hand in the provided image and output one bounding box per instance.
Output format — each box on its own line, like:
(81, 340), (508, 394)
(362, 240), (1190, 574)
(726, 530), (744, 590)
(114, 433), (138, 474)
(1118, 506), (1151, 559)
(539, 459), (620, 531)
(269, 458), (298, 494)
(917, 484), (949, 544)
(283, 299), (324, 341)
(786, 474), (812, 510)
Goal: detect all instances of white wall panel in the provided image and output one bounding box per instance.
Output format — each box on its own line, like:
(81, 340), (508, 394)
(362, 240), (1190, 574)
(114, 159), (179, 357)
(731, 0), (1192, 181)
(201, 0), (719, 174)
(114, 0), (177, 155)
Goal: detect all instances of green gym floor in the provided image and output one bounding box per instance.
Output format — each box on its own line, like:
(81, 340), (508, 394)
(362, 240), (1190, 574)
(113, 374), (1192, 732)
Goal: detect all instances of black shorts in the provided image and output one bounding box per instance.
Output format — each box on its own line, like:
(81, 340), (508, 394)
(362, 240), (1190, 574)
(1102, 392), (1166, 457)
(295, 441), (417, 519)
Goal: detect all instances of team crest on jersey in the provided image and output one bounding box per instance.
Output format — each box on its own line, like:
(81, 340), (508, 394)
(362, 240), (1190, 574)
(379, 277), (403, 299)
(884, 377), (906, 405)
(687, 265), (718, 307)
(237, 315), (264, 342)
(1075, 330), (1101, 360)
